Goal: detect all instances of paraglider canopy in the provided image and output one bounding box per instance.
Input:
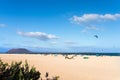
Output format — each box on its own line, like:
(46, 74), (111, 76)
(94, 35), (98, 38)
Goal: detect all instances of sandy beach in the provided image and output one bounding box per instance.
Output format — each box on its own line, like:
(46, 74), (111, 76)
(0, 54), (120, 80)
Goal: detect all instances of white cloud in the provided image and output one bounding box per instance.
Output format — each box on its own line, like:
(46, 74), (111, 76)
(0, 24), (6, 27)
(70, 13), (120, 32)
(82, 25), (99, 33)
(71, 13), (120, 24)
(81, 29), (89, 33)
(31, 45), (45, 48)
(50, 42), (58, 45)
(64, 41), (77, 45)
(86, 25), (99, 30)
(18, 31), (59, 41)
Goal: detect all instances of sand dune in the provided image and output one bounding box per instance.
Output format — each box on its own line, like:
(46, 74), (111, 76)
(0, 54), (120, 80)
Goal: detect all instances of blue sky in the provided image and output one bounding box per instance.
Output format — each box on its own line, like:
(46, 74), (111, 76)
(0, 0), (120, 52)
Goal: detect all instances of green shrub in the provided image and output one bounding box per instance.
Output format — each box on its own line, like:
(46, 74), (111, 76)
(0, 59), (40, 80)
(0, 59), (59, 80)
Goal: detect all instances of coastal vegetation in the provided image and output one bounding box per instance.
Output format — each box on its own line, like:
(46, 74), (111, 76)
(0, 59), (59, 80)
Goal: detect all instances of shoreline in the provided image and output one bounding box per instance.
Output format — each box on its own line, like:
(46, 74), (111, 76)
(1, 52), (120, 56)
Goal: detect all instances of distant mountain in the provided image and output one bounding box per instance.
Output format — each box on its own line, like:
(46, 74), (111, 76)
(7, 48), (31, 53)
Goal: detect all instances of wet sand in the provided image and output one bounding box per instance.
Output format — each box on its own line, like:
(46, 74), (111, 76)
(0, 54), (120, 80)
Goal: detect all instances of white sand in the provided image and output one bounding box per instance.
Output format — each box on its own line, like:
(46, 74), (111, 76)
(0, 54), (120, 80)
